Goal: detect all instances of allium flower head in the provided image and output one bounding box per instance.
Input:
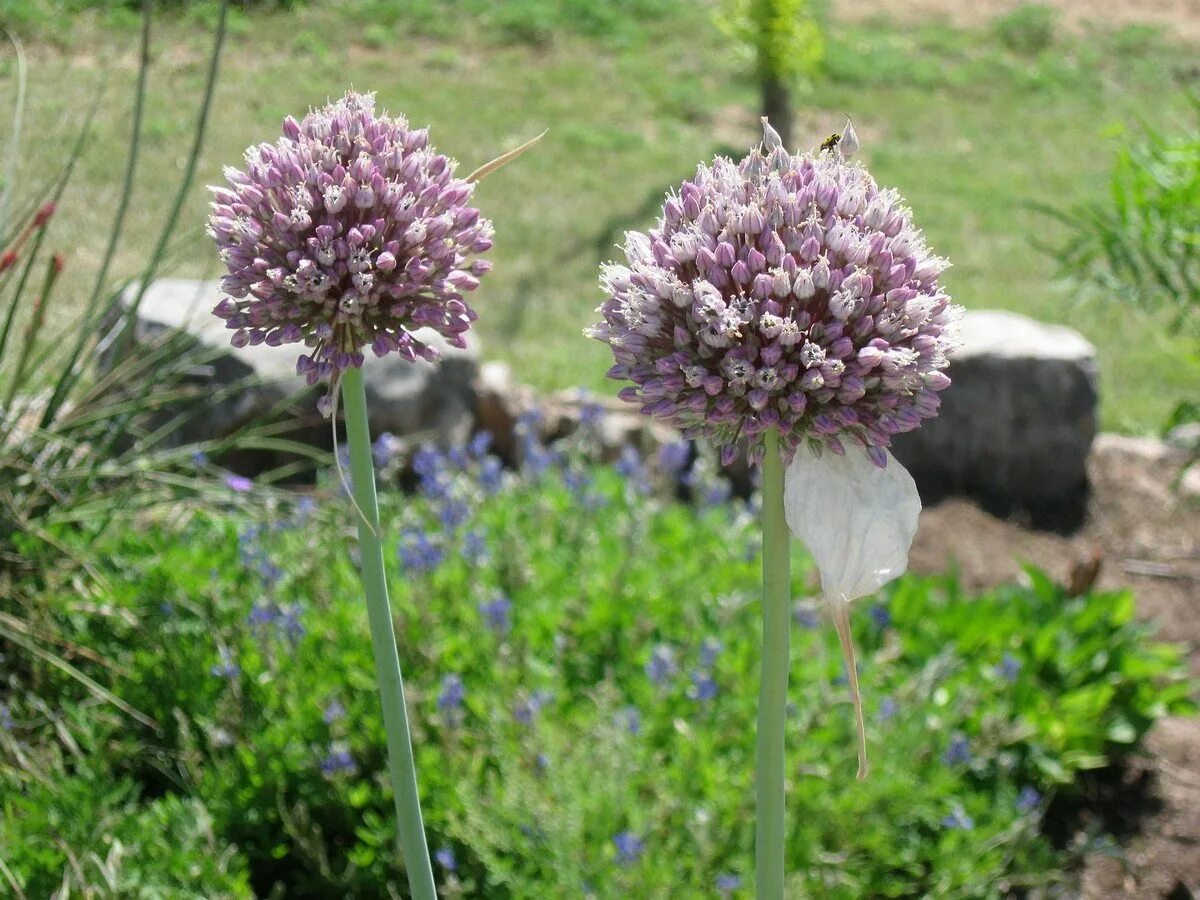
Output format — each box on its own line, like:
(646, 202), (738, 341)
(589, 119), (959, 468)
(208, 91), (493, 410)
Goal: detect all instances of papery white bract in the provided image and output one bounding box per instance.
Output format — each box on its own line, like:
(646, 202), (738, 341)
(783, 442), (921, 778)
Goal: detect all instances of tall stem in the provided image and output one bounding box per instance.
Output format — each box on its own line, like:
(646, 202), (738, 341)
(341, 366), (437, 900)
(756, 429), (791, 899)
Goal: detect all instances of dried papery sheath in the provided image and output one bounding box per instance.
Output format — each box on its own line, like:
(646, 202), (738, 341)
(208, 91), (494, 411)
(589, 117), (958, 469)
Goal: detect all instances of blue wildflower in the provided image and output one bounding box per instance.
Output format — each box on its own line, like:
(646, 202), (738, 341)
(942, 734), (972, 766)
(191, 450), (209, 467)
(438, 497), (471, 533)
(699, 637), (723, 669)
(645, 644), (677, 686)
(478, 456), (504, 494)
(372, 432), (400, 468)
(438, 674), (466, 725)
(210, 646), (240, 679)
(941, 806), (974, 831)
(513, 690), (554, 726)
(397, 529), (443, 573)
(468, 430), (493, 458)
(436, 846), (457, 872)
(997, 653), (1022, 682)
(562, 467), (592, 497)
(689, 670), (718, 703)
(616, 445), (654, 494)
(478, 593), (512, 637)
(278, 604), (305, 645)
(462, 529), (489, 566)
(323, 700), (346, 724)
(247, 603), (278, 628)
(613, 831), (644, 866)
(878, 696), (898, 722)
(658, 440), (691, 475)
(614, 706), (641, 735)
(320, 742), (356, 776)
(159, 601), (176, 617)
(447, 445), (470, 470)
(869, 602), (891, 629)
(0, 704), (13, 730)
(716, 873), (742, 896)
(579, 398), (605, 427)
(224, 473), (253, 493)
(1016, 786), (1042, 814)
(257, 559), (283, 587)
(793, 600), (820, 629)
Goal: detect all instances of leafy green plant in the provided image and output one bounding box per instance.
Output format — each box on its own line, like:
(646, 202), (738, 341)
(993, 4), (1057, 55)
(7, 425), (1190, 896)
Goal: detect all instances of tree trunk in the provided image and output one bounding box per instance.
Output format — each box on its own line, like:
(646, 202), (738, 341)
(761, 74), (793, 149)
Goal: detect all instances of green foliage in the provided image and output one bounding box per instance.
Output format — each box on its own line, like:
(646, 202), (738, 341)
(993, 4), (1057, 55)
(4, 437), (1191, 896)
(718, 0), (824, 84)
(1047, 100), (1200, 337)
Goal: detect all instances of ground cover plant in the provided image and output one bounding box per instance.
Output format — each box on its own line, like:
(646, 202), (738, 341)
(2, 0), (1199, 431)
(1, 422), (1192, 896)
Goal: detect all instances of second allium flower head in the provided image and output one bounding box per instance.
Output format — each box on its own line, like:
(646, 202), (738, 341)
(208, 92), (494, 411)
(589, 119), (960, 468)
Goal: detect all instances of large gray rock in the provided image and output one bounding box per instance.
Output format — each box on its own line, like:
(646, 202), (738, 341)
(891, 310), (1098, 531)
(98, 279), (478, 467)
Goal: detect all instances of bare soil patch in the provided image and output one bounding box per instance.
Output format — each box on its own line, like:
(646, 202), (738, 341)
(910, 434), (1200, 897)
(832, 0), (1200, 42)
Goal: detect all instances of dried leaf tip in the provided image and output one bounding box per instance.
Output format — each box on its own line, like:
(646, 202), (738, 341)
(466, 129), (548, 184)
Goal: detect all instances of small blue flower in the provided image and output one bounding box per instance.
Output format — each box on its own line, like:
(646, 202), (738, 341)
(191, 450), (209, 468)
(0, 704), (13, 731)
(372, 432), (400, 468)
(320, 742), (356, 776)
(613, 831), (644, 866)
(437, 674), (466, 725)
(478, 594), (512, 637)
(462, 529), (489, 566)
(658, 440), (691, 475)
(878, 696), (898, 722)
(397, 529), (443, 573)
(613, 706), (641, 735)
(210, 646), (240, 679)
(478, 456), (504, 494)
(247, 603), (279, 628)
(224, 473), (253, 493)
(159, 601), (176, 617)
(435, 846), (457, 872)
(869, 603), (891, 629)
(615, 446), (642, 478)
(562, 467), (592, 497)
(699, 637), (723, 669)
(1016, 786), (1042, 814)
(278, 604), (305, 645)
(323, 700), (346, 724)
(645, 644), (677, 686)
(468, 430), (493, 458)
(997, 653), (1022, 682)
(942, 734), (972, 766)
(689, 670), (718, 703)
(447, 445), (470, 470)
(513, 690), (554, 726)
(941, 805), (974, 831)
(793, 600), (820, 629)
(438, 497), (471, 533)
(716, 873), (742, 896)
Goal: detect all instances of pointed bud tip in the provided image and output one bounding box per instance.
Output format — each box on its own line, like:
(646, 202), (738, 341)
(760, 117), (784, 153)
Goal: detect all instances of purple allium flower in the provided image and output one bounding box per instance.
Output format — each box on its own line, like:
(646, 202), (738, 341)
(941, 805), (974, 831)
(588, 120), (959, 468)
(320, 741), (357, 776)
(997, 652), (1022, 682)
(224, 473), (254, 493)
(435, 846), (457, 872)
(716, 873), (742, 896)
(645, 644), (677, 686)
(613, 831), (645, 866)
(208, 92), (493, 407)
(942, 734), (971, 766)
(478, 593), (512, 636)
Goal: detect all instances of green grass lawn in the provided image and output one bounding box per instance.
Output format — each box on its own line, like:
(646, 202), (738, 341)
(3, 0), (1197, 431)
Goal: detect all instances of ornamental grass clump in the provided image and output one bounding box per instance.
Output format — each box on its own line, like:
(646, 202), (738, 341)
(209, 91), (538, 900)
(589, 118), (962, 897)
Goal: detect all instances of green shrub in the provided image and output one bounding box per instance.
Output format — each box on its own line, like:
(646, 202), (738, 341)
(8, 428), (1191, 896)
(993, 4), (1057, 55)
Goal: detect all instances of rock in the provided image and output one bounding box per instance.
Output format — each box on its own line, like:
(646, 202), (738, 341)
(98, 279), (479, 471)
(891, 310), (1098, 532)
(1166, 422), (1200, 454)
